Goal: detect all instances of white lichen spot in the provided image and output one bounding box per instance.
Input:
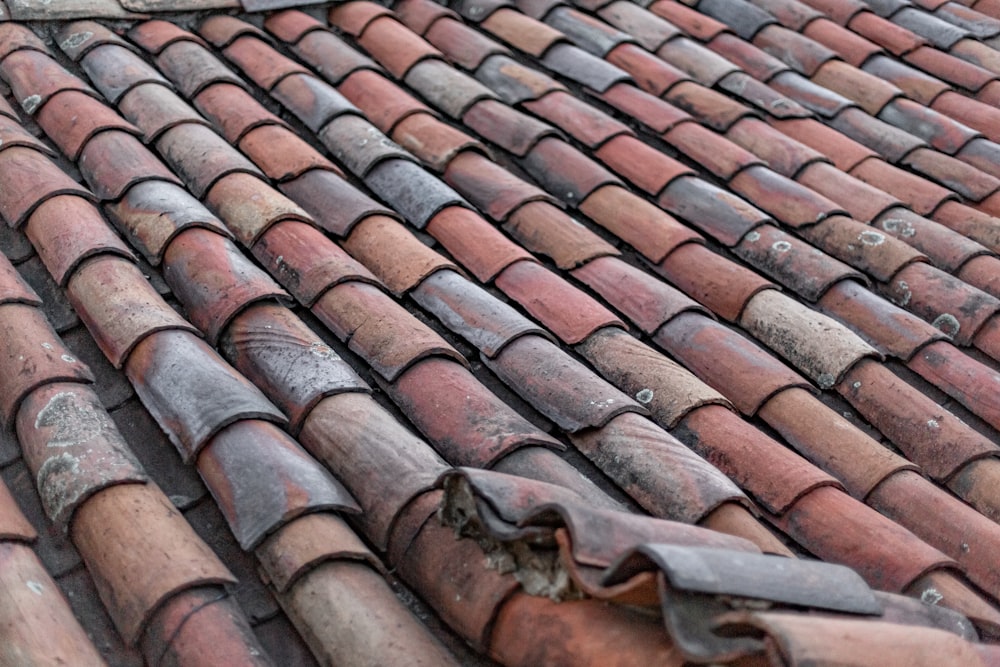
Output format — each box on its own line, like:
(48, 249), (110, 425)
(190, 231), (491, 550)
(59, 31), (93, 51)
(635, 388), (654, 404)
(852, 381), (862, 389)
(857, 230), (885, 246)
(21, 94), (41, 115)
(41, 342), (53, 350)
(61, 354), (76, 363)
(894, 280), (911, 307)
(772, 240), (792, 253)
(26, 580), (44, 595)
(309, 341), (337, 359)
(927, 419), (940, 429)
(744, 230), (761, 243)
(931, 313), (960, 337)
(35, 392), (109, 448)
(961, 542), (970, 553)
(817, 372), (836, 390)
(921, 588), (943, 605)
(881, 218), (916, 237)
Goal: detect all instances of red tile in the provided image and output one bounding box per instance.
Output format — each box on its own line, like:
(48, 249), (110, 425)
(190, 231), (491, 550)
(864, 56), (950, 105)
(157, 42), (249, 102)
(811, 59), (902, 115)
(774, 117), (877, 171)
(951, 38), (1000, 76)
(0, 147), (94, 228)
(796, 161), (899, 221)
(0, 114), (53, 158)
(194, 83), (286, 145)
(958, 253), (1000, 299)
(799, 214), (925, 282)
(221, 34), (310, 92)
(424, 16), (509, 70)
(657, 243), (776, 322)
(480, 7), (566, 56)
(25, 194), (134, 286)
(975, 79), (1000, 106)
(239, 124), (341, 182)
(292, 28), (381, 85)
(840, 358), (999, 480)
(319, 114), (416, 177)
(475, 54), (566, 104)
(908, 45), (996, 92)
(903, 147), (1000, 202)
(357, 16), (444, 79)
(882, 262), (1000, 345)
(739, 288), (880, 388)
(521, 136), (622, 205)
(521, 89), (633, 152)
(463, 98), (558, 155)
(598, 82), (692, 133)
(198, 14), (269, 48)
(279, 168), (395, 238)
(0, 302), (94, 426)
(0, 253), (40, 306)
(204, 172), (312, 247)
(35, 90), (140, 161)
(155, 123), (264, 198)
(197, 419), (358, 549)
(767, 69), (857, 118)
(726, 118), (826, 178)
(803, 18), (882, 66)
(392, 113), (486, 172)
(78, 130), (183, 202)
(730, 164), (844, 228)
(664, 81), (755, 131)
(58, 20), (136, 62)
(223, 303), (369, 433)
(328, 0), (395, 37)
(0, 485), (36, 538)
(851, 157), (957, 215)
(657, 36), (741, 86)
(1, 49), (98, 115)
(84, 43), (177, 104)
(710, 32), (788, 82)
(495, 258), (624, 344)
(649, 0), (731, 40)
(118, 82), (213, 143)
(395, 0), (459, 34)
(829, 107), (925, 164)
(342, 214), (457, 295)
(753, 24), (838, 76)
(659, 176), (770, 246)
(910, 340), (1000, 432)
(933, 90), (1000, 143)
(598, 1), (680, 51)
(879, 98), (979, 154)
(935, 198), (1000, 252)
(262, 9), (326, 44)
(595, 134), (694, 195)
(849, 12), (927, 56)
(507, 201), (618, 269)
(411, 268), (550, 357)
(665, 122), (764, 180)
(0, 22), (51, 61)
(16, 382), (146, 527)
(444, 150), (554, 220)
(338, 69), (431, 134)
(104, 180), (229, 265)
(803, 0), (869, 24)
(129, 19), (208, 54)
(427, 206), (534, 281)
(605, 42), (689, 97)
(254, 219), (380, 306)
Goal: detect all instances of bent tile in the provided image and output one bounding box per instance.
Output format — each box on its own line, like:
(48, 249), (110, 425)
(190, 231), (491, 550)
(278, 168), (396, 238)
(239, 125), (340, 182)
(124, 330), (286, 462)
(253, 220), (380, 306)
(658, 312), (812, 415)
(412, 269), (549, 356)
(293, 28), (381, 84)
(463, 98), (558, 156)
(425, 16), (510, 70)
(796, 161), (900, 221)
(2, 49), (99, 116)
(405, 58), (499, 119)
(162, 227), (288, 343)
(659, 176), (771, 246)
(15, 382), (146, 528)
(315, 281), (467, 380)
(475, 54), (566, 105)
(319, 114), (415, 176)
(505, 201), (618, 269)
(25, 195), (134, 286)
(273, 73), (361, 133)
(391, 113), (487, 172)
(0, 303), (94, 426)
(444, 150), (557, 221)
(798, 214), (925, 283)
(155, 123), (263, 198)
(67, 255), (197, 368)
(389, 357), (562, 467)
(160, 40), (252, 98)
(78, 130), (183, 202)
(728, 165), (845, 228)
(128, 19), (207, 54)
(0, 254), (40, 307)
(193, 83), (287, 145)
(740, 288), (880, 387)
(118, 83), (213, 143)
(338, 69), (430, 133)
(876, 207), (990, 273)
(222, 303), (368, 433)
(0, 147), (94, 228)
(483, 334), (645, 431)
(70, 482), (236, 645)
(521, 137), (621, 206)
(204, 172), (312, 247)
(357, 16), (444, 79)
(343, 215), (457, 295)
(363, 158), (471, 228)
(580, 327), (732, 427)
(197, 420), (359, 549)
(595, 134), (693, 196)
(104, 180), (229, 265)
(427, 206), (535, 281)
(35, 90), (141, 161)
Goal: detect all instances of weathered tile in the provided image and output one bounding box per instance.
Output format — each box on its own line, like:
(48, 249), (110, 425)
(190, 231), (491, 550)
(204, 172), (312, 247)
(802, 19), (884, 68)
(128, 19), (208, 54)
(829, 106), (926, 163)
(605, 43), (690, 97)
(850, 157), (958, 216)
(263, 9), (325, 44)
(463, 98), (558, 156)
(864, 55), (951, 105)
(292, 28), (381, 84)
(155, 123), (264, 198)
(198, 13), (269, 48)
(319, 114), (415, 176)
(222, 35), (310, 93)
(118, 83), (213, 143)
(658, 176), (769, 246)
(877, 207), (990, 273)
(480, 7), (566, 56)
(598, 1), (680, 51)
(0, 114), (53, 159)
(0, 22), (50, 61)
(355, 16), (444, 79)
(893, 7), (970, 48)
(546, 7), (635, 57)
(0, 223), (34, 265)
(665, 81), (756, 131)
(796, 161), (900, 221)
(239, 125), (340, 183)
(278, 168), (396, 238)
(879, 97), (979, 154)
(392, 113), (486, 172)
(426, 206), (535, 281)
(0, 252), (39, 306)
(811, 59), (903, 114)
(425, 16), (509, 70)
(328, 1), (396, 37)
(798, 214), (925, 282)
(60, 325), (133, 410)
(55, 565), (145, 666)
(650, 0), (732, 39)
(194, 83), (287, 145)
(729, 164), (844, 228)
(935, 199), (1000, 254)
(337, 69), (430, 134)
(444, 149), (558, 221)
(903, 147), (1000, 202)
(506, 201), (617, 269)
(406, 58), (499, 119)
(475, 54), (566, 104)
(909, 45), (995, 92)
(658, 36), (742, 87)
(767, 70), (858, 119)
(720, 71), (812, 118)
(774, 117), (878, 171)
(665, 122), (764, 180)
(342, 215), (457, 295)
(595, 134), (693, 196)
(756, 0), (826, 30)
(1, 49), (99, 116)
(80, 44), (171, 104)
(18, 257), (81, 333)
(78, 130), (183, 202)
(35, 90), (140, 161)
(363, 158), (471, 228)
(521, 137), (621, 206)
(0, 147), (94, 228)
(699, 0), (778, 39)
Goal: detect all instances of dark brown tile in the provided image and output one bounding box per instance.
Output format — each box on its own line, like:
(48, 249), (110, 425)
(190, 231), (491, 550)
(25, 194), (134, 287)
(426, 206), (535, 281)
(425, 16), (510, 70)
(78, 129), (183, 202)
(392, 113), (487, 172)
(204, 172), (312, 247)
(475, 54), (566, 105)
(796, 161), (899, 221)
(506, 200), (618, 269)
(595, 134), (693, 196)
(118, 82), (213, 143)
(598, 1), (680, 51)
(128, 19), (208, 54)
(239, 125), (341, 183)
(155, 123), (264, 198)
(338, 68), (430, 134)
(1, 49), (99, 116)
(124, 329), (286, 462)
(463, 98), (559, 155)
(798, 214), (925, 282)
(278, 168), (396, 238)
(194, 83), (287, 144)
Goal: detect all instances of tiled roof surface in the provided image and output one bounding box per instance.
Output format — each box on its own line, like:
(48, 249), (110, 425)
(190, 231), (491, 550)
(4, 0), (1000, 664)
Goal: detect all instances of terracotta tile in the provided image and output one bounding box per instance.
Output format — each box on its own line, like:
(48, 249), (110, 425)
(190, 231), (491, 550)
(263, 9), (326, 44)
(124, 330), (285, 461)
(958, 253), (1000, 299)
(721, 71), (812, 119)
(480, 7), (565, 57)
(507, 201), (618, 269)
(318, 114), (414, 177)
(863, 56), (949, 105)
(0, 114), (52, 159)
(338, 69), (429, 134)
(1, 49), (98, 116)
(730, 164), (844, 228)
(427, 206), (534, 280)
(356, 16), (444, 79)
(598, 1), (680, 51)
(935, 198), (1000, 252)
(708, 33), (785, 83)
(541, 42), (632, 93)
(725, 118), (824, 178)
(910, 340), (1000, 432)
(933, 91), (1000, 143)
(328, 0), (395, 37)
(774, 117), (877, 170)
(840, 358), (999, 480)
(894, 7), (971, 48)
(463, 98), (559, 155)
(316, 280), (466, 379)
(812, 59), (903, 114)
(658, 176), (770, 246)
(0, 22), (50, 61)
(128, 19), (207, 54)
(903, 147), (1000, 202)
(77, 130), (180, 203)
(279, 168), (395, 238)
(909, 45), (996, 92)
(649, 0), (731, 40)
(518, 0), (567, 20)
(851, 157), (957, 215)
(605, 43), (688, 97)
(81, 43), (176, 106)
(396, 0), (460, 34)
(25, 194), (132, 286)
(956, 137), (1000, 182)
(204, 172), (312, 248)
(521, 136), (621, 206)
(665, 123), (764, 180)
(365, 159), (471, 228)
(879, 98), (979, 153)
(441, 150), (549, 221)
(491, 445), (625, 507)
(424, 16), (509, 70)
(117, 83), (211, 143)
(975, 79), (1000, 105)
(799, 214), (925, 282)
(292, 28), (381, 85)
(392, 113), (486, 172)
(222, 35), (310, 94)
(595, 134), (693, 196)
(801, 19), (879, 67)
(657, 243), (774, 321)
(768, 70), (858, 119)
(104, 180), (227, 265)
(0, 253), (39, 306)
(197, 14), (269, 48)
(800, 0), (869, 23)
(0, 302), (95, 426)
(341, 215), (456, 295)
(546, 7), (636, 57)
(828, 107), (926, 163)
(299, 392), (448, 548)
(34, 91), (137, 162)
(656, 36), (740, 88)
(475, 53), (566, 104)
(155, 123), (263, 198)
(883, 262), (1000, 344)
(484, 333), (645, 430)
(0, 478), (35, 539)
(598, 82), (691, 133)
(751, 25), (837, 78)
(580, 327), (733, 429)
(796, 161), (899, 220)
(704, 0), (784, 39)
(664, 80), (755, 131)
(193, 83), (286, 145)
(239, 126), (340, 183)
(58, 20), (136, 65)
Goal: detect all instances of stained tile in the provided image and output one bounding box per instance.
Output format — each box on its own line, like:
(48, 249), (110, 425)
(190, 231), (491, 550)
(803, 20), (883, 68)
(546, 7), (636, 57)
(463, 98), (558, 156)
(78, 130), (183, 202)
(342, 215), (456, 295)
(658, 176), (770, 246)
(292, 27), (381, 85)
(798, 214), (925, 282)
(198, 13), (269, 48)
(319, 114), (415, 177)
(657, 36), (741, 87)
(475, 54), (566, 104)
(725, 118), (826, 177)
(598, 82), (692, 133)
(958, 254), (1000, 300)
(710, 32), (788, 81)
(664, 81), (755, 130)
(57, 20), (135, 63)
(338, 69), (430, 134)
(722, 71), (812, 118)
(406, 59), (500, 119)
(424, 16), (510, 70)
(666, 122), (764, 179)
(934, 199), (1000, 253)
(239, 125), (341, 182)
(204, 172), (313, 247)
(797, 161), (900, 221)
(597, 1), (681, 51)
(650, 0), (732, 40)
(35, 90), (141, 161)
(521, 137), (622, 206)
(222, 35), (311, 93)
(315, 281), (467, 380)
(279, 168), (396, 238)
(732, 165), (844, 228)
(0, 22), (51, 61)
(700, 0), (780, 39)
(194, 83), (286, 144)
(155, 123), (264, 198)
(426, 206), (536, 281)
(480, 7), (566, 56)
(804, 0), (870, 23)
(18, 257), (81, 333)
(864, 55), (951, 105)
(328, 1), (395, 37)
(364, 158), (471, 228)
(893, 6), (970, 48)
(541, 42), (632, 92)
(128, 19), (208, 54)
(1, 49), (99, 116)
(902, 147), (1000, 202)
(595, 134), (692, 196)
(25, 194), (135, 287)
(482, 334), (645, 431)
(774, 117), (878, 171)
(878, 98), (979, 153)
(605, 43), (690, 97)
(2, 461), (81, 575)
(392, 113), (487, 172)
(80, 44), (172, 104)
(909, 46), (996, 92)
(357, 16), (444, 79)
(932, 91), (1000, 143)
(263, 9), (325, 44)
(0, 114), (53, 158)
(507, 201), (618, 269)
(124, 329), (286, 461)
(829, 107), (926, 163)
(118, 83), (213, 143)
(396, 0), (460, 34)
(752, 25), (838, 77)
(811, 59), (903, 115)
(850, 157), (957, 216)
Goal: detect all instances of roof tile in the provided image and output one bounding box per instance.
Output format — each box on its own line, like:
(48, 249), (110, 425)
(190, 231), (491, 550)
(958, 253), (1000, 298)
(0, 254), (39, 307)
(338, 69), (429, 133)
(193, 83), (287, 144)
(650, 0), (732, 40)
(475, 53), (566, 104)
(444, 150), (556, 220)
(0, 482), (35, 540)
(155, 123), (264, 198)
(699, 0), (778, 39)
(278, 168), (396, 238)
(726, 117), (827, 177)
(463, 97), (562, 155)
(0, 23), (51, 61)
(262, 10), (325, 45)
(516, 0), (566, 20)
(768, 69), (858, 116)
(893, 6), (970, 47)
(35, 90), (140, 161)
(396, 0), (460, 34)
(124, 330), (286, 461)
(774, 117), (877, 171)
(2, 49), (99, 116)
(863, 54), (949, 104)
(730, 163), (845, 227)
(342, 215), (457, 295)
(58, 20), (137, 62)
(204, 172), (313, 247)
(720, 71), (812, 118)
(0, 147), (94, 228)
(239, 124), (341, 182)
(597, 1), (681, 51)
(913, 44), (997, 92)
(319, 114), (414, 176)
(25, 195), (133, 286)
(659, 176), (770, 246)
(222, 34), (310, 92)
(507, 201), (618, 269)
(910, 339), (1000, 429)
(104, 180), (228, 265)
(902, 147), (1000, 201)
(850, 157), (957, 215)
(392, 113), (487, 172)
(481, 7), (566, 56)
(599, 82), (692, 132)
(0, 114), (53, 158)
(754, 24), (839, 76)
(667, 80), (759, 129)
(605, 42), (690, 96)
(798, 213), (925, 282)
(829, 107), (925, 162)
(82, 44), (175, 104)
(356, 16), (444, 79)
(801, 0), (869, 23)
(198, 14), (269, 48)
(710, 31), (789, 81)
(540, 42), (632, 92)
(665, 122), (764, 179)
(797, 161), (899, 220)
(595, 134), (694, 195)
(78, 130), (183, 202)
(932, 91), (1000, 143)
(327, 1), (395, 37)
(801, 19), (882, 68)
(424, 16), (510, 69)
(364, 158), (470, 228)
(813, 60), (903, 114)
(934, 198), (1000, 252)
(521, 136), (622, 205)
(546, 7), (635, 56)
(128, 19), (208, 54)
(117, 83), (212, 143)
(878, 97), (979, 153)
(292, 28), (380, 85)
(658, 36), (741, 86)
(428, 206), (536, 281)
